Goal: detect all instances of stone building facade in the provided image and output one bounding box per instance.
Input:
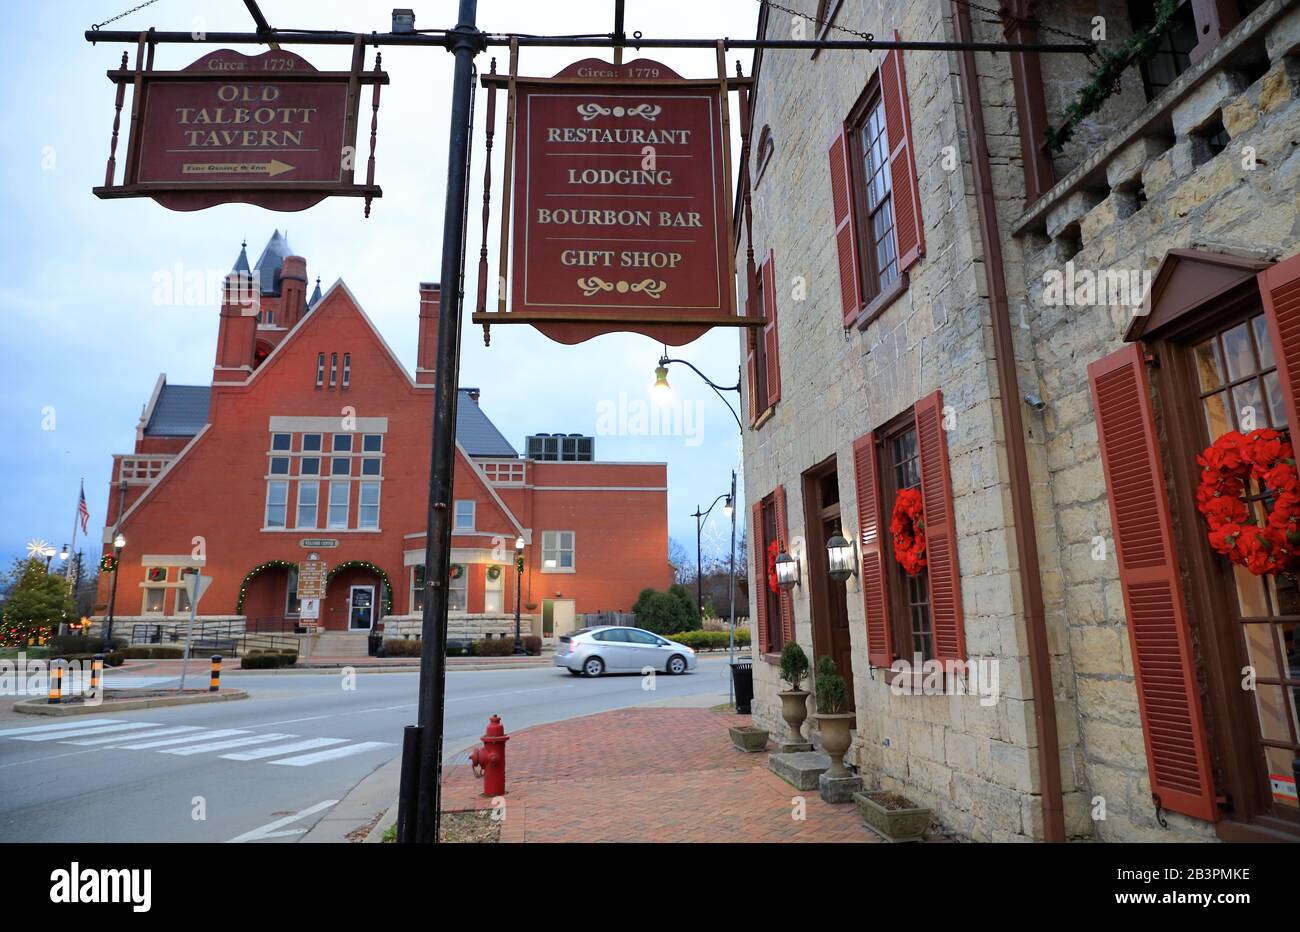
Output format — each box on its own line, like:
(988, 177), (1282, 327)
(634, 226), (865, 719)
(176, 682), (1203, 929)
(739, 0), (1300, 842)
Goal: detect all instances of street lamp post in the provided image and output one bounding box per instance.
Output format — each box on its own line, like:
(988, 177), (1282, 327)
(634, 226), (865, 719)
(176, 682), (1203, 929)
(103, 532), (125, 650)
(513, 536), (526, 655)
(692, 492), (733, 620)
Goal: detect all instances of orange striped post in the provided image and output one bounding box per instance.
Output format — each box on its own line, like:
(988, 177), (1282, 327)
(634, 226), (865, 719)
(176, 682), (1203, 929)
(209, 655), (222, 693)
(48, 662), (64, 704)
(90, 654), (104, 696)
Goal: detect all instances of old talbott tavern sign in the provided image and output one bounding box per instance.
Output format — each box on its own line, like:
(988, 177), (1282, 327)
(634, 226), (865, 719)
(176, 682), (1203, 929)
(94, 47), (386, 213)
(475, 57), (762, 345)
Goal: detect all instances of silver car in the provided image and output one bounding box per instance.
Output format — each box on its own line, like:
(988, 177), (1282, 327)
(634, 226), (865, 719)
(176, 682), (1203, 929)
(554, 626), (698, 677)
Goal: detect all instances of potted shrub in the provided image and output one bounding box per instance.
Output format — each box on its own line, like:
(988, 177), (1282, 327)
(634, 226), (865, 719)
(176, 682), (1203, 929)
(728, 724), (770, 753)
(777, 642), (811, 744)
(812, 656), (855, 777)
(852, 791), (932, 843)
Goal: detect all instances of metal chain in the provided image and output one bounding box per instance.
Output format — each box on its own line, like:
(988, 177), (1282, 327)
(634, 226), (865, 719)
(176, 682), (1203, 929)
(758, 0), (1095, 49)
(92, 0), (163, 31)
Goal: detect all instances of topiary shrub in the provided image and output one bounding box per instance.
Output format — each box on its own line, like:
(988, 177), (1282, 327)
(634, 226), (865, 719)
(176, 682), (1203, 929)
(814, 655), (847, 714)
(522, 635), (542, 655)
(473, 637), (516, 657)
(778, 641), (810, 691)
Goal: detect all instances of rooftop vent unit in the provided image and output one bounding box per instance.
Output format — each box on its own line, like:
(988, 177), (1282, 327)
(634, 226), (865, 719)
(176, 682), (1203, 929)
(525, 434), (594, 462)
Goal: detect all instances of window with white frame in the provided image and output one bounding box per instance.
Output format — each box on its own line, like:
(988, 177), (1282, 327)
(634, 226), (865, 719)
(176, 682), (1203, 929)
(453, 500), (476, 530)
(303, 433), (322, 452)
(449, 564), (468, 612)
(271, 433), (291, 451)
(363, 434), (382, 452)
(327, 481), (350, 529)
(541, 531), (575, 571)
(342, 353), (351, 388)
(266, 481), (289, 528)
(143, 566), (167, 615)
(485, 565), (504, 613)
(316, 353), (325, 387)
(301, 456), (320, 476)
(296, 482), (319, 529)
(270, 456), (290, 476)
(333, 434), (352, 452)
(175, 567), (198, 616)
(331, 457), (351, 476)
(358, 481), (380, 529)
(361, 457), (381, 476)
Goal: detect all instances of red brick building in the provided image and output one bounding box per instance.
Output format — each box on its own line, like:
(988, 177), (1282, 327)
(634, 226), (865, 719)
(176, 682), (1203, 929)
(95, 232), (671, 641)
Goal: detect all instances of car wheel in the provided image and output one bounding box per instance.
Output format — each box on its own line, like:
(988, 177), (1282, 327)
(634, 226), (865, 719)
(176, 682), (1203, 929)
(667, 654), (687, 675)
(582, 656), (605, 677)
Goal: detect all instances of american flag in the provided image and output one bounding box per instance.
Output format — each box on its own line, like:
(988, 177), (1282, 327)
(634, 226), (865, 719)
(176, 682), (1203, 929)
(77, 482), (90, 534)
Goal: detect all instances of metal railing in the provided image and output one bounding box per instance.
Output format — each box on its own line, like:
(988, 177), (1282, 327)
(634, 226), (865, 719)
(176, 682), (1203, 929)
(128, 621), (299, 656)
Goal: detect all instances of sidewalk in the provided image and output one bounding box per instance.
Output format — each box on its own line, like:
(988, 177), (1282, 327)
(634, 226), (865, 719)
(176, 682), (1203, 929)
(438, 707), (883, 843)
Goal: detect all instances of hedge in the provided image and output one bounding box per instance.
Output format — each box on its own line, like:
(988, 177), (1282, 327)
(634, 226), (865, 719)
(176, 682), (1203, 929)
(121, 645), (185, 660)
(669, 629), (750, 651)
(240, 650), (298, 669)
(383, 635), (543, 657)
(52, 652), (125, 667)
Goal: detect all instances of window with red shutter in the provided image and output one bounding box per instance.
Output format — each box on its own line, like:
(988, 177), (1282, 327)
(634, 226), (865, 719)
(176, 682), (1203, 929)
(1088, 342), (1218, 823)
(1260, 251), (1300, 437)
(831, 44), (924, 332)
(761, 251), (781, 409)
(853, 432), (893, 667)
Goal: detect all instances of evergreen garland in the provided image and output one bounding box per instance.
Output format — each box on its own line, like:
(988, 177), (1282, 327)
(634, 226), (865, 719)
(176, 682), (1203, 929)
(1045, 0), (1178, 153)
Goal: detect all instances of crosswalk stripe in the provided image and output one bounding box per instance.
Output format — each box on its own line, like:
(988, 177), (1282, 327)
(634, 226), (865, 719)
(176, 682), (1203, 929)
(220, 737), (348, 761)
(65, 726), (203, 746)
(269, 741), (391, 767)
(161, 733), (296, 756)
(13, 722), (160, 742)
(0, 719), (124, 738)
(114, 729), (249, 750)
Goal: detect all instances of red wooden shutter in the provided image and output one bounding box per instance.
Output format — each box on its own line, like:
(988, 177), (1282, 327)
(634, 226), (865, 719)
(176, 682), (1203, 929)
(762, 251), (781, 408)
(751, 501), (769, 654)
(1260, 251), (1300, 436)
(828, 123), (862, 327)
(745, 328), (759, 426)
(880, 36), (925, 273)
(853, 432), (893, 667)
(774, 485), (795, 645)
(914, 390), (964, 664)
(1088, 343), (1217, 823)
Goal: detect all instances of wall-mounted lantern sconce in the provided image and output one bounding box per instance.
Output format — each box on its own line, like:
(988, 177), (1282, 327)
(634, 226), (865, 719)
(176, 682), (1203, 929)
(826, 532), (858, 583)
(775, 549), (800, 591)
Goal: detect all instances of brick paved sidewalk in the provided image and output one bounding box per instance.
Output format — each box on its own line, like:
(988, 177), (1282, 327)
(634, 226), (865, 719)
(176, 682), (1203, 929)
(440, 707), (883, 843)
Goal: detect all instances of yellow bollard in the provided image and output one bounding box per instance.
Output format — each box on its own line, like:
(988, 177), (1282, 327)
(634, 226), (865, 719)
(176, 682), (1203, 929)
(209, 654), (222, 693)
(48, 662), (63, 704)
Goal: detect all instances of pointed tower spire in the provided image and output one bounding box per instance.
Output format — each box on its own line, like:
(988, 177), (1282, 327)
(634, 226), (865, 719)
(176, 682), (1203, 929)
(309, 276), (323, 308)
(232, 239), (251, 274)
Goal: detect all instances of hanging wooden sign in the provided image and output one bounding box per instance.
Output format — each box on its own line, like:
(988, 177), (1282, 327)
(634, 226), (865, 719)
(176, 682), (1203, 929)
(94, 43), (386, 213)
(473, 56), (763, 345)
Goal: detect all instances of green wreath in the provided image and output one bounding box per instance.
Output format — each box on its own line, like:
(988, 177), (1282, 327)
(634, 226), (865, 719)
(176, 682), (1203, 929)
(486, 564), (502, 582)
(450, 563), (465, 580)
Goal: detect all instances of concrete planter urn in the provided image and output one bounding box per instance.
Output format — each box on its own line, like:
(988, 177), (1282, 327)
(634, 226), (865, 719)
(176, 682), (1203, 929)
(728, 725), (770, 753)
(853, 791), (931, 843)
(813, 712), (855, 777)
(777, 689), (810, 743)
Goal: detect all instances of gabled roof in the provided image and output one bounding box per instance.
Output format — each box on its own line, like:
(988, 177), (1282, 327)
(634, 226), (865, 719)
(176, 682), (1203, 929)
(253, 230), (293, 296)
(457, 389), (517, 457)
(143, 384), (211, 437)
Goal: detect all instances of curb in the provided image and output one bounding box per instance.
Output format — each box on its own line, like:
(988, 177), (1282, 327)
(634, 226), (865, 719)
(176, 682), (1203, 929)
(14, 689), (249, 716)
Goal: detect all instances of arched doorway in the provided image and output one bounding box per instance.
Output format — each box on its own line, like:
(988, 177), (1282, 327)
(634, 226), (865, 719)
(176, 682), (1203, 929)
(324, 561), (392, 632)
(236, 559), (300, 631)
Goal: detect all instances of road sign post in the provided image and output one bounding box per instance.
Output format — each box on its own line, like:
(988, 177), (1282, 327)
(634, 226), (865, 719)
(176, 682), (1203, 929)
(178, 572), (213, 692)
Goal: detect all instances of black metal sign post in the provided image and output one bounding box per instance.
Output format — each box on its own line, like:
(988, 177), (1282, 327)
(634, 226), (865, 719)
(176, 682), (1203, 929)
(412, 0), (483, 846)
(83, 3), (1095, 845)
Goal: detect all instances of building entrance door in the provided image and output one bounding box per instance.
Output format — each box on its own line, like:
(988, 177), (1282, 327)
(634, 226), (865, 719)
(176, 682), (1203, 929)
(349, 585), (375, 631)
(803, 458), (855, 711)
(542, 598), (577, 641)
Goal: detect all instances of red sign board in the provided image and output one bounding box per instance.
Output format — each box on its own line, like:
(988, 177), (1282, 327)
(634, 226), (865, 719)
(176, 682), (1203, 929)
(95, 48), (385, 213)
(505, 59), (738, 345)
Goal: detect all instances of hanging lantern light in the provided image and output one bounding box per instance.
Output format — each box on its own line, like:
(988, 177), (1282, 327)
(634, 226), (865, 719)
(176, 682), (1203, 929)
(826, 532), (857, 583)
(774, 549), (800, 591)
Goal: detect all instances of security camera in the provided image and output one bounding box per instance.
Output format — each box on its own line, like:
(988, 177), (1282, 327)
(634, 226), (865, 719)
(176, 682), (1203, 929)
(1024, 393), (1046, 411)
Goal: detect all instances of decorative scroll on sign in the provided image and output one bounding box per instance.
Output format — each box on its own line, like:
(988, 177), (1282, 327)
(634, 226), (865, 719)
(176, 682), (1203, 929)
(94, 47), (386, 213)
(479, 58), (754, 346)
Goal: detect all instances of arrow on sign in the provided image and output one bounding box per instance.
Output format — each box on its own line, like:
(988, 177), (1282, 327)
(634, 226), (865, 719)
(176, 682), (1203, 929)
(181, 159), (296, 177)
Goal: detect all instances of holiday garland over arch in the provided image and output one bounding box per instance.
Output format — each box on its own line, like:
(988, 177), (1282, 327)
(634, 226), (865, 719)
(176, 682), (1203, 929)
(326, 560), (394, 613)
(234, 560), (298, 614)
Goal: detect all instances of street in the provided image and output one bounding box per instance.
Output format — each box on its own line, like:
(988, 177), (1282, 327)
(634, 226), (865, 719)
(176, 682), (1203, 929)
(0, 655), (733, 843)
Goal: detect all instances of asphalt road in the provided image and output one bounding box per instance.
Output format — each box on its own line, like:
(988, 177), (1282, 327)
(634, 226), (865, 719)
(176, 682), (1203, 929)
(0, 655), (735, 843)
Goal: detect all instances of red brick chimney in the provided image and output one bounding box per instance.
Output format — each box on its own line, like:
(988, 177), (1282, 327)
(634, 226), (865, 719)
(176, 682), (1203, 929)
(279, 256), (308, 330)
(416, 282), (441, 385)
(213, 272), (257, 383)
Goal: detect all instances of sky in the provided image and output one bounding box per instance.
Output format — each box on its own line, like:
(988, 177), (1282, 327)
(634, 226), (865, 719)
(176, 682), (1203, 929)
(0, 0), (762, 573)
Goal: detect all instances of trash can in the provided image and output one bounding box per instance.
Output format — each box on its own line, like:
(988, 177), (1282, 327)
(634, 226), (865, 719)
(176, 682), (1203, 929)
(367, 624), (384, 658)
(730, 660), (754, 714)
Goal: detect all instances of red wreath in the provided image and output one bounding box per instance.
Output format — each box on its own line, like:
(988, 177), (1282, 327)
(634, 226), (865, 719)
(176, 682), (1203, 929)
(767, 539), (781, 594)
(890, 487), (927, 576)
(1196, 428), (1300, 576)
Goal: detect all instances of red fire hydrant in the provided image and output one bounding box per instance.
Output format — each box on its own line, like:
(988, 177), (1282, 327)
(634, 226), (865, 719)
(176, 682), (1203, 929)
(469, 714), (509, 797)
